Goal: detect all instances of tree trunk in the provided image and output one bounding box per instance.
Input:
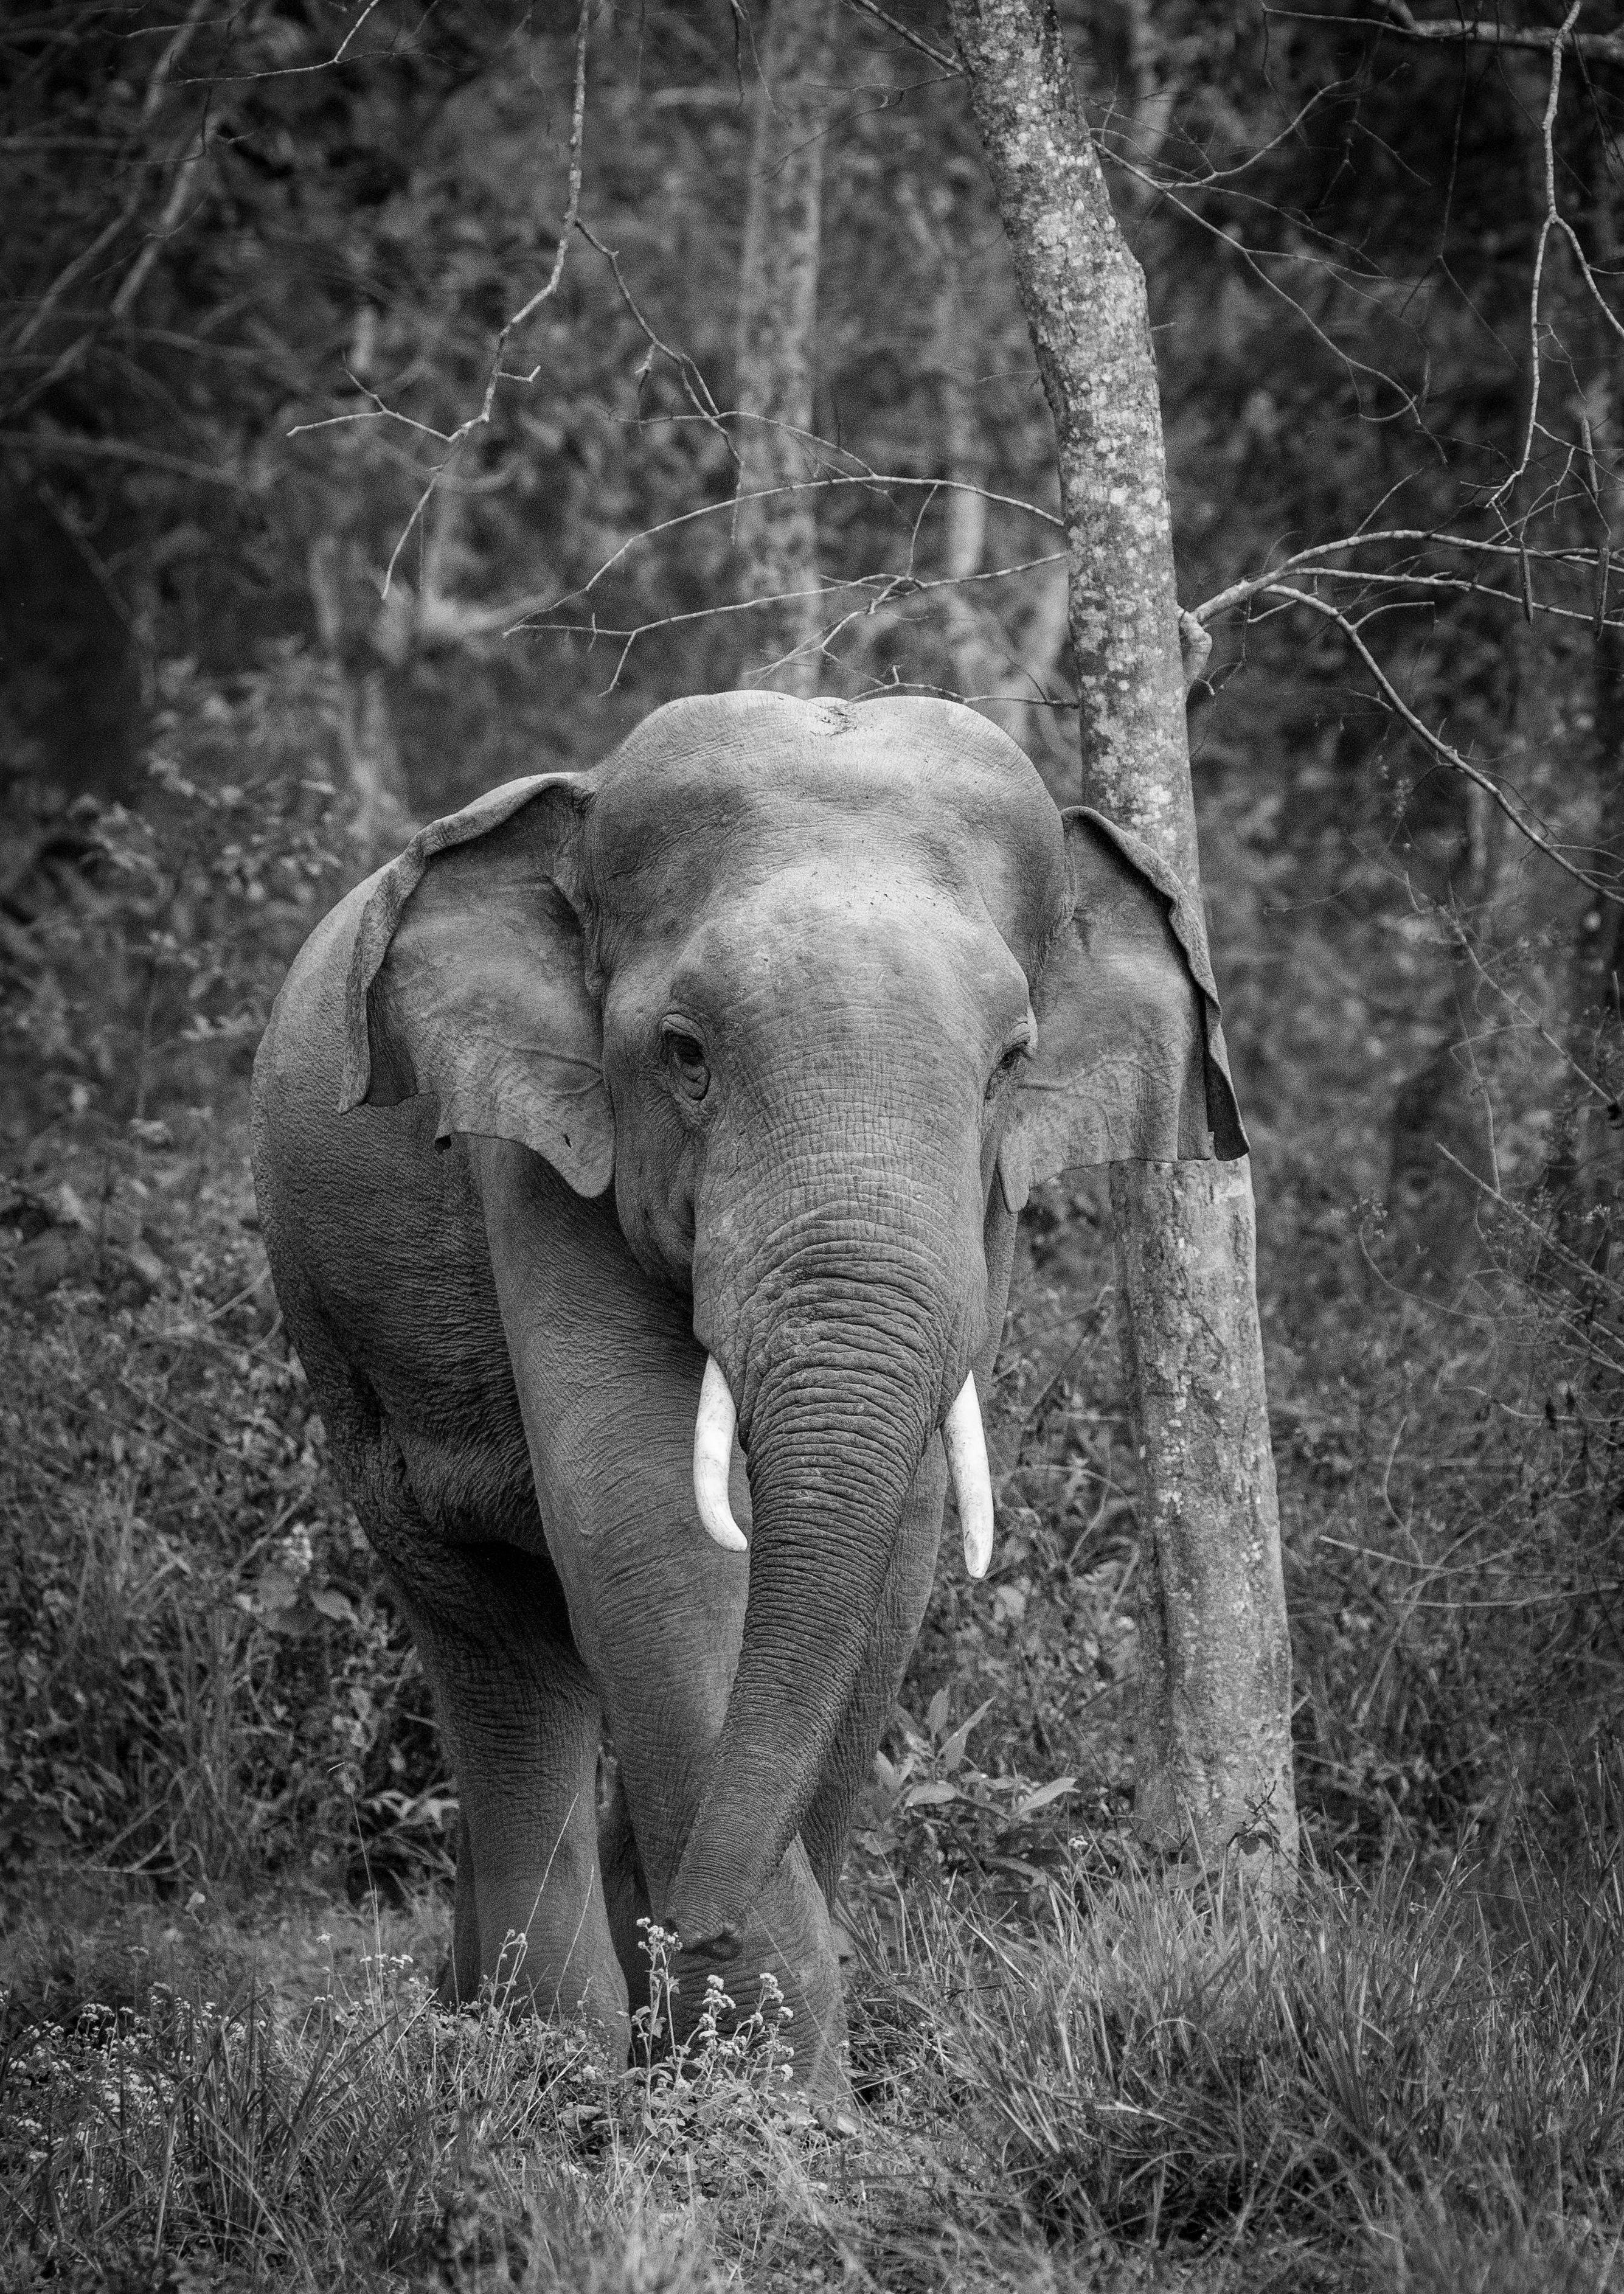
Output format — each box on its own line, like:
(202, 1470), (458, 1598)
(947, 0), (1297, 1875)
(732, 0), (831, 698)
(307, 535), (415, 866)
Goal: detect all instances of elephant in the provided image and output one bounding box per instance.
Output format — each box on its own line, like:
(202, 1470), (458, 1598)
(249, 690), (1244, 2093)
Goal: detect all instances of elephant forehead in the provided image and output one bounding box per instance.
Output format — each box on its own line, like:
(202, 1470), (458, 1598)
(585, 693), (1067, 944)
(610, 866), (1035, 1060)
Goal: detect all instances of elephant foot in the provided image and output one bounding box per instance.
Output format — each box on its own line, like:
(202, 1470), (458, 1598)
(434, 1936), (633, 2067)
(665, 1942), (850, 2105)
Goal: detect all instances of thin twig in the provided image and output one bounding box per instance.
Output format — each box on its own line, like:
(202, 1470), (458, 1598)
(1109, 156), (1431, 421)
(1495, 5), (1582, 510)
(1437, 903), (1620, 1113)
(1335, 0), (1624, 69)
(3, 113), (217, 423)
(525, 544), (1066, 690)
(1216, 557), (1624, 635)
(183, 0), (392, 85)
(288, 0), (592, 599)
(1435, 1144), (1624, 1366)
(0, 428), (239, 485)
(1262, 580), (1624, 902)
(471, 0), (592, 429)
(1095, 84), (1342, 193)
(523, 470), (1060, 623)
(574, 218), (732, 457)
(5, 0), (209, 360)
(840, 0), (960, 73)
(1191, 525), (1618, 626)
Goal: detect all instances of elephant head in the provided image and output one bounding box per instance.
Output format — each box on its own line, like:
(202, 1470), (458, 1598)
(336, 693), (1242, 1962)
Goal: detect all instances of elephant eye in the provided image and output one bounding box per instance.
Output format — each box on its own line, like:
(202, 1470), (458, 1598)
(661, 1021), (711, 1102)
(987, 1032), (1034, 1102)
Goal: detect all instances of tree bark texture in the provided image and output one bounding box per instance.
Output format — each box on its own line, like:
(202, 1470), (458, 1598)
(732, 0), (832, 698)
(948, 0), (1298, 1872)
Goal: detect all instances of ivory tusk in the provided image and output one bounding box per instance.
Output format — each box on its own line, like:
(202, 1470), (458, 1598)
(693, 1355), (749, 1552)
(944, 1371), (994, 1580)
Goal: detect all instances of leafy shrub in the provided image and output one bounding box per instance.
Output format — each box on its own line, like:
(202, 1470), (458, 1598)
(1272, 1180), (1624, 1861)
(1, 654), (453, 1897)
(0, 1142), (450, 1895)
(2, 648), (346, 1138)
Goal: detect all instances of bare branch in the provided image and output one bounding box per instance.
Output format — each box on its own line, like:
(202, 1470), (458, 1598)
(1095, 83), (1344, 193)
(3, 106), (215, 422)
(1108, 154), (1431, 423)
(839, 0), (960, 73)
(521, 545), (1067, 692)
(1261, 580), (1624, 903)
(1321, 0), (1624, 69)
(187, 0), (397, 85)
(471, 0), (592, 428)
(1249, 557), (1624, 634)
(108, 117), (215, 324)
(9, 190), (144, 358)
(0, 427), (239, 486)
(284, 0), (593, 599)
(1496, 5), (1583, 509)
(574, 219), (732, 455)
(524, 469), (1060, 624)
(1191, 525), (1619, 625)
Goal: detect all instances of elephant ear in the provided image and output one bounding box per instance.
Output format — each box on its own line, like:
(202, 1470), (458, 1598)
(1001, 808), (1247, 1209)
(336, 773), (614, 1198)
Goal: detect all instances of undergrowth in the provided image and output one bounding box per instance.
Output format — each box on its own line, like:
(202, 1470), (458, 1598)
(7, 1830), (1624, 2290)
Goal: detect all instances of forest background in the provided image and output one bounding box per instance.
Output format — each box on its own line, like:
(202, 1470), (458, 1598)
(6, 2), (1624, 2289)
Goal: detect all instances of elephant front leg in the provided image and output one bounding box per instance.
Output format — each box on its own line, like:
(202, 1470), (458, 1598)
(373, 1515), (630, 2059)
(478, 1146), (848, 2095)
(447, 1807), (481, 2004)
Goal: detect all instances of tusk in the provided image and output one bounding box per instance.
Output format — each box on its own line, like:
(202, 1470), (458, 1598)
(693, 1356), (749, 1553)
(944, 1372), (994, 1580)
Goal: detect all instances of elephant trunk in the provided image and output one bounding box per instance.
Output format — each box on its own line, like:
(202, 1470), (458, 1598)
(670, 1250), (976, 1959)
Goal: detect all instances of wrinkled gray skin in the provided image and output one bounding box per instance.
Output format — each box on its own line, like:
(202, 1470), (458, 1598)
(251, 693), (1240, 2094)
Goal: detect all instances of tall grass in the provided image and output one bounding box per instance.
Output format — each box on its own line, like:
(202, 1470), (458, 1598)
(900, 1798), (1624, 2288)
(21, 1830), (1608, 2290)
(1, 1928), (726, 2290)
(16, 1830), (1615, 2292)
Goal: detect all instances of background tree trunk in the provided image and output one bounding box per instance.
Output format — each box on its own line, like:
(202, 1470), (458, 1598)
(732, 0), (831, 698)
(948, 0), (1298, 1874)
(307, 534), (416, 866)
